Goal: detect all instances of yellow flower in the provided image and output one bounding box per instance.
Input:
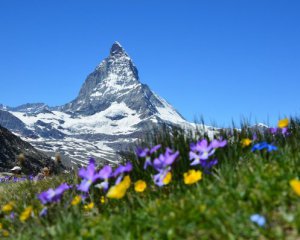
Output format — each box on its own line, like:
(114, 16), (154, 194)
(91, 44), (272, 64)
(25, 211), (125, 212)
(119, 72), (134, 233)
(2, 202), (14, 213)
(163, 172), (172, 185)
(19, 206), (33, 222)
(2, 230), (9, 237)
(122, 175), (131, 189)
(184, 169), (202, 185)
(290, 179), (300, 196)
(107, 176), (131, 199)
(241, 138), (252, 147)
(83, 202), (94, 211)
(0, 223), (2, 229)
(100, 196), (105, 204)
(134, 180), (147, 192)
(71, 195), (82, 206)
(278, 118), (289, 128)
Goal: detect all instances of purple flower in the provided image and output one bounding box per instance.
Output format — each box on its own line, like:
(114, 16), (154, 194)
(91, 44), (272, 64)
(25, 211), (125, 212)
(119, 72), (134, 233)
(252, 142), (277, 152)
(113, 162), (133, 184)
(95, 165), (113, 191)
(269, 127), (289, 136)
(200, 159), (218, 172)
(77, 159), (102, 192)
(153, 148), (179, 172)
(39, 207), (48, 217)
(136, 145), (161, 169)
(152, 148), (179, 186)
(38, 183), (71, 204)
(250, 214), (266, 227)
(136, 144), (161, 158)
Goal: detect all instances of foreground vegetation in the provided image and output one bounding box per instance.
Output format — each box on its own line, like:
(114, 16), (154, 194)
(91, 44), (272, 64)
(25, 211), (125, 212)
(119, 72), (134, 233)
(1, 119), (300, 239)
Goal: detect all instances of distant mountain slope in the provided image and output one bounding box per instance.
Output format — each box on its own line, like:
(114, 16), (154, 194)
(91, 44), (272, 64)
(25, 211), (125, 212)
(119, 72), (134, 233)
(0, 125), (61, 174)
(0, 42), (210, 165)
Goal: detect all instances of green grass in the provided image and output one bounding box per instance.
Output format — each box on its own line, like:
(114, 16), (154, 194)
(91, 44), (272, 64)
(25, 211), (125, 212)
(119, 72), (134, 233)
(1, 119), (300, 239)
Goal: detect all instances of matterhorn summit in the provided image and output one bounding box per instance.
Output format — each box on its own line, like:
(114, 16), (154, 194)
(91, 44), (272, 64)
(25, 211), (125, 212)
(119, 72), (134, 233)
(0, 42), (199, 164)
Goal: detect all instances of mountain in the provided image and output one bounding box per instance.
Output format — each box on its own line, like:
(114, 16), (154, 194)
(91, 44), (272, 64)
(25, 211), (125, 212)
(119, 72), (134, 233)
(0, 42), (209, 165)
(0, 124), (62, 174)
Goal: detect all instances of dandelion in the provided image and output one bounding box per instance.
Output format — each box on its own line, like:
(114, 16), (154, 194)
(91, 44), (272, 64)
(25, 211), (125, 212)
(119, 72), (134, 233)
(107, 176), (131, 199)
(71, 195), (82, 206)
(290, 179), (300, 196)
(241, 138), (252, 147)
(2, 202), (14, 213)
(83, 202), (94, 211)
(184, 169), (202, 185)
(134, 180), (147, 192)
(250, 214), (266, 227)
(19, 206), (33, 222)
(278, 118), (289, 128)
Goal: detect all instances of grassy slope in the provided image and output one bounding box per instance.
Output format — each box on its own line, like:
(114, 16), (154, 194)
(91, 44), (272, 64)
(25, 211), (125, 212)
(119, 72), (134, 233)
(1, 120), (300, 239)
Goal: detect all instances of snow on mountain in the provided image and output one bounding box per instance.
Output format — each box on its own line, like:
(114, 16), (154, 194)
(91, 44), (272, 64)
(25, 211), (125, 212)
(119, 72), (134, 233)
(0, 42), (209, 165)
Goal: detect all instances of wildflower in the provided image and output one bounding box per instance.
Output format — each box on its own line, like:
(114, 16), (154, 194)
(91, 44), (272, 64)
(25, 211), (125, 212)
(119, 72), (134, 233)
(113, 162), (132, 184)
(39, 207), (48, 217)
(2, 230), (9, 237)
(269, 127), (289, 136)
(0, 223), (2, 229)
(107, 176), (131, 199)
(95, 165), (113, 191)
(134, 180), (147, 192)
(83, 202), (94, 211)
(136, 144), (161, 169)
(184, 169), (202, 185)
(290, 179), (300, 196)
(38, 183), (71, 204)
(241, 138), (252, 147)
(163, 172), (172, 185)
(71, 195), (82, 206)
(251, 142), (277, 152)
(250, 214), (266, 227)
(278, 118), (289, 128)
(189, 139), (226, 166)
(152, 148), (178, 186)
(19, 206), (33, 222)
(77, 158), (102, 192)
(100, 196), (105, 204)
(2, 202), (14, 213)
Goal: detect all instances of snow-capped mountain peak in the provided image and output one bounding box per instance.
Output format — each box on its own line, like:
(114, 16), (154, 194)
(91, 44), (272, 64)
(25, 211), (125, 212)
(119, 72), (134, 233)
(0, 42), (205, 165)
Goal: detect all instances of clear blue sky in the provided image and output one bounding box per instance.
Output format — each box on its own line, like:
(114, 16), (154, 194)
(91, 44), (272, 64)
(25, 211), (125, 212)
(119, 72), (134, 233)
(0, 0), (299, 127)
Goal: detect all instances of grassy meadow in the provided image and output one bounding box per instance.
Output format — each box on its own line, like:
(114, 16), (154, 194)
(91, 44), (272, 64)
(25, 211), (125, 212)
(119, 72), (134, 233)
(1, 119), (300, 239)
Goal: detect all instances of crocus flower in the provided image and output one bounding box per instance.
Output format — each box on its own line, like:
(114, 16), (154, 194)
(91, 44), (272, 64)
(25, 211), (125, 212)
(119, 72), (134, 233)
(134, 180), (147, 192)
(38, 183), (71, 204)
(183, 169), (202, 185)
(251, 142), (277, 152)
(77, 159), (102, 192)
(290, 179), (300, 196)
(250, 214), (266, 227)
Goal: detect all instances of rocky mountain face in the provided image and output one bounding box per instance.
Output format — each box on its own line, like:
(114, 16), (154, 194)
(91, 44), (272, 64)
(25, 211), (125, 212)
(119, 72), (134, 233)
(0, 125), (62, 174)
(0, 42), (208, 166)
